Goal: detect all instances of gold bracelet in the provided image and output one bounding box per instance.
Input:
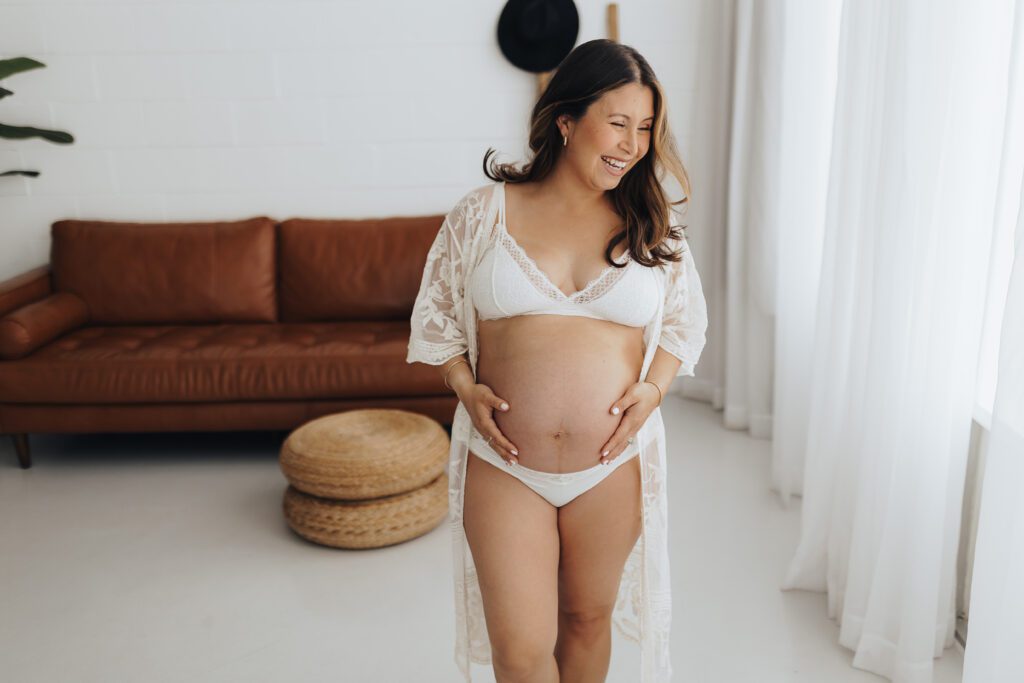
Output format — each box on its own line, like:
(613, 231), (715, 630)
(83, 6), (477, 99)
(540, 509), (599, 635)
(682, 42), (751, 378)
(443, 359), (470, 389)
(644, 380), (663, 406)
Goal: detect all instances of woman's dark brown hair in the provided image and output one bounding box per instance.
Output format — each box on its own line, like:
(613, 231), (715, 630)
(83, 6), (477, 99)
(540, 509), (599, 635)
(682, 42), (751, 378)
(482, 38), (692, 269)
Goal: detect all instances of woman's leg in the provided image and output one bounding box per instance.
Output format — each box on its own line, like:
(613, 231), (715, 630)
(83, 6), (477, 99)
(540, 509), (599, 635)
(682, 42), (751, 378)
(463, 449), (562, 683)
(554, 454), (643, 683)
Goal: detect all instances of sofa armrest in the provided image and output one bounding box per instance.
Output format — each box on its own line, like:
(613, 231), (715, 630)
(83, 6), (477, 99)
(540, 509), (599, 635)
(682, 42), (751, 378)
(0, 264), (51, 317)
(0, 292), (89, 360)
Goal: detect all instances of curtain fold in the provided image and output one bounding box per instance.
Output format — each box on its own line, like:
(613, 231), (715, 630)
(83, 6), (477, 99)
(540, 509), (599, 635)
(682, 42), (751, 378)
(720, 0), (781, 437)
(770, 0), (842, 505)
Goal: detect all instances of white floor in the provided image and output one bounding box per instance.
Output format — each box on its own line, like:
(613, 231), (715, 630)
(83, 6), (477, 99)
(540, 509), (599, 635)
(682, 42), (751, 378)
(0, 396), (965, 683)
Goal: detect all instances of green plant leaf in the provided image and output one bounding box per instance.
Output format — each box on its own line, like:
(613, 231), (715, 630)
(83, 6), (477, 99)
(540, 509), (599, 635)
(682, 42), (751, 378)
(0, 123), (74, 143)
(0, 57), (46, 81)
(0, 57), (71, 180)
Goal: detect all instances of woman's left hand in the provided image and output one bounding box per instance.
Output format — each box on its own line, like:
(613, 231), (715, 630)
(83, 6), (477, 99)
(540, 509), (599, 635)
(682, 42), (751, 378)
(599, 381), (661, 465)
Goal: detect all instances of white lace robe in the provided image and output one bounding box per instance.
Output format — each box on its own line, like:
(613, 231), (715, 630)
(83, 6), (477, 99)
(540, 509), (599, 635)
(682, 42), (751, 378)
(406, 180), (708, 682)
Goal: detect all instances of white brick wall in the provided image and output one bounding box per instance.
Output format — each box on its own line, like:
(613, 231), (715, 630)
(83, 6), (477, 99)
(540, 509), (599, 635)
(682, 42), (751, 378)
(0, 0), (704, 280)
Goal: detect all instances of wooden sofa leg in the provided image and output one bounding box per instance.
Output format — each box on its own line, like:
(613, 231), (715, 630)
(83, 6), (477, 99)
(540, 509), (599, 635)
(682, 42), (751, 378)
(11, 434), (31, 469)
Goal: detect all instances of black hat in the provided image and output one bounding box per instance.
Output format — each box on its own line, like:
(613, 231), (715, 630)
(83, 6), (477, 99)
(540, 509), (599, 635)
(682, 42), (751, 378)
(497, 0), (580, 74)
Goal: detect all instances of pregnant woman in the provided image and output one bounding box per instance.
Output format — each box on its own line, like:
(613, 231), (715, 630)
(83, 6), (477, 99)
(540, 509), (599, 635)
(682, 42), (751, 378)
(407, 39), (708, 683)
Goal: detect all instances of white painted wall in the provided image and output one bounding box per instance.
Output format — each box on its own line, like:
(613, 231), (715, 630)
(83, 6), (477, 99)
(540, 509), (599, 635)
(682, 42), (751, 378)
(0, 0), (712, 281)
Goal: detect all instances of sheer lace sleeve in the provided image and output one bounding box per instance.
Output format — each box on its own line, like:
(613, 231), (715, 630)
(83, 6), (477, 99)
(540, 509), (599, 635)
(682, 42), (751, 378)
(658, 236), (708, 377)
(406, 194), (474, 366)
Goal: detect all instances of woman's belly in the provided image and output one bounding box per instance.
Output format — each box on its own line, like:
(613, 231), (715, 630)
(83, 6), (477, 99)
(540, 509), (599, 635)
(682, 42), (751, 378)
(475, 314), (645, 474)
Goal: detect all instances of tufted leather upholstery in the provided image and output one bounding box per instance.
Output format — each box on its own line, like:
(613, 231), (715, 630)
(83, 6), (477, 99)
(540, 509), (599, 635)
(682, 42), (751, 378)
(0, 321), (445, 403)
(0, 213), (458, 460)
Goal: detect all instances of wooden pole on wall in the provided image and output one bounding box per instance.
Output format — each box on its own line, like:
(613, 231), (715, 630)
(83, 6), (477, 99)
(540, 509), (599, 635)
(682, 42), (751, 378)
(537, 70), (552, 98)
(536, 3), (619, 99)
(607, 3), (619, 42)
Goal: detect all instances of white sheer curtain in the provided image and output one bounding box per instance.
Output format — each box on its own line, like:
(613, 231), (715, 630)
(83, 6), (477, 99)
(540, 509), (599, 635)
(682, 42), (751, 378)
(725, 0), (1024, 682)
(962, 159), (1024, 683)
(766, 0), (842, 500)
(718, 0), (782, 438)
(961, 4), (1024, 681)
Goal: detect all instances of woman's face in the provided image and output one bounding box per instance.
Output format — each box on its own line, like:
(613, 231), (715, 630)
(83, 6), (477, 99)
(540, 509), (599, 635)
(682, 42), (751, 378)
(558, 82), (655, 190)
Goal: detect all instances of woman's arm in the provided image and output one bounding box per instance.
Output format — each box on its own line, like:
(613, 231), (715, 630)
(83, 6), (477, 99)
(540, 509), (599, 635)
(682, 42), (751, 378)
(440, 353), (476, 402)
(657, 237), (708, 377)
(644, 347), (682, 400)
(406, 192), (476, 368)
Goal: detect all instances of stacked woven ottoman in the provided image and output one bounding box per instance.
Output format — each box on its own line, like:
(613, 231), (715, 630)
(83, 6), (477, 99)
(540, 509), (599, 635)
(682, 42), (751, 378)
(279, 409), (450, 549)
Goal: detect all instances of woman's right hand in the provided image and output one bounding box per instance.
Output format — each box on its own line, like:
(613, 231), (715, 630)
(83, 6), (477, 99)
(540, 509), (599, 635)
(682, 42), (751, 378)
(463, 383), (520, 465)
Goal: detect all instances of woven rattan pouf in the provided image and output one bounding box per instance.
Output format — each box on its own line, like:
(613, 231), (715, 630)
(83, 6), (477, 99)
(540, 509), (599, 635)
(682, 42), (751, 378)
(279, 409), (449, 549)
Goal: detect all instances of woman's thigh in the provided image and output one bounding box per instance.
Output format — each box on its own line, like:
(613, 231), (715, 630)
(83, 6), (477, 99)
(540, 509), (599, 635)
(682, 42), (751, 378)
(556, 454), (643, 622)
(463, 450), (561, 655)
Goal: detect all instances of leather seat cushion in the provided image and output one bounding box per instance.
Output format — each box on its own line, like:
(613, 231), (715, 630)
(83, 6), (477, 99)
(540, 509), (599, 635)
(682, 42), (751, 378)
(0, 321), (444, 403)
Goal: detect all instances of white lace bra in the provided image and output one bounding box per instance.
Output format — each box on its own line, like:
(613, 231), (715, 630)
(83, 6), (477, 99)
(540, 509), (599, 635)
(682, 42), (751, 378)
(469, 182), (660, 328)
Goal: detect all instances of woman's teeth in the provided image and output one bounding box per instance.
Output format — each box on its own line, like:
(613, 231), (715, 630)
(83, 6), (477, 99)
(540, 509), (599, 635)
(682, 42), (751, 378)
(602, 156), (626, 173)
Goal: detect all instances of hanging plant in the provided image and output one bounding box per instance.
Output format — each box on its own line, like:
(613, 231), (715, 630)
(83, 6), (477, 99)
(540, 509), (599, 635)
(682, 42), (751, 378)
(0, 57), (75, 178)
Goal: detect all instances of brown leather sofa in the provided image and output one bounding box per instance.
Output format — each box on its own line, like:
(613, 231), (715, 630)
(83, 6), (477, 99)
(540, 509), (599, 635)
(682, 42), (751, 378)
(0, 214), (459, 469)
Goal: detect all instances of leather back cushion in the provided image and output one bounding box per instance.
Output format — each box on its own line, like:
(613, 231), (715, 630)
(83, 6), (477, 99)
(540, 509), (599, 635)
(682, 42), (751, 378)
(51, 217), (277, 324)
(278, 215), (443, 322)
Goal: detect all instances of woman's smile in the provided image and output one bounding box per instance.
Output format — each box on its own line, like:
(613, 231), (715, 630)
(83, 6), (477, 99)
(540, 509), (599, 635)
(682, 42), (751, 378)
(601, 155), (629, 175)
